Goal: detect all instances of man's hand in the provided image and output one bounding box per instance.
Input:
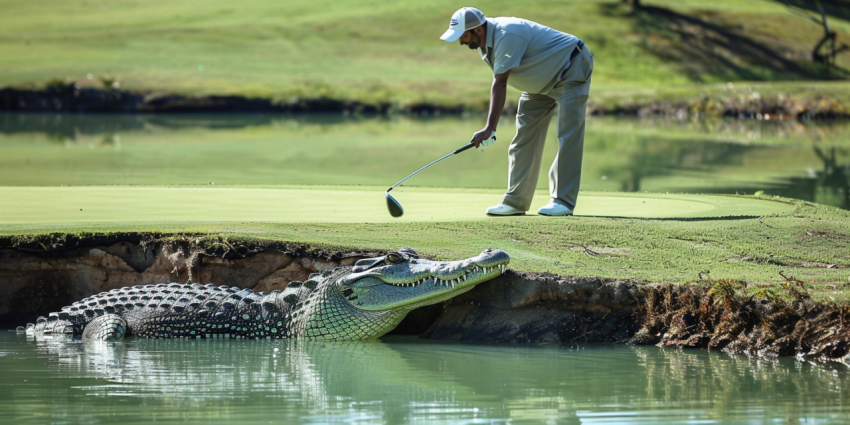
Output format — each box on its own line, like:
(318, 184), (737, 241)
(471, 70), (509, 148)
(471, 128), (497, 148)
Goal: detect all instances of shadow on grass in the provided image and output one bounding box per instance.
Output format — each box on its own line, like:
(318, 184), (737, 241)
(599, 2), (848, 81)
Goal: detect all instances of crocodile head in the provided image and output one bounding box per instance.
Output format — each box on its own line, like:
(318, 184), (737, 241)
(341, 247), (510, 311)
(289, 248), (510, 340)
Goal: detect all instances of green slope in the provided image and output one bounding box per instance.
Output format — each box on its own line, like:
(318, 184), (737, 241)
(2, 185), (847, 294)
(1, 0), (847, 105)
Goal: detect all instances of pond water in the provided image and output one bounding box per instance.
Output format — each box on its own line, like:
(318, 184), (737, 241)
(1, 332), (848, 424)
(0, 113), (848, 210)
(3, 115), (847, 422)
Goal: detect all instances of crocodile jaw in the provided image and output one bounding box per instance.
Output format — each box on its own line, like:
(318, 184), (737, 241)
(338, 249), (509, 312)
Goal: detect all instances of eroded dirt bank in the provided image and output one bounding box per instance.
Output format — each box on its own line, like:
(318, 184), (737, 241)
(1, 239), (847, 363)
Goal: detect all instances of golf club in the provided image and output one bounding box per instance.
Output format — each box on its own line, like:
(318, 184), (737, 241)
(386, 142), (476, 217)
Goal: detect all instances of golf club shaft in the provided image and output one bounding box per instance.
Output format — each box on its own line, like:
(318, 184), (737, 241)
(387, 143), (474, 192)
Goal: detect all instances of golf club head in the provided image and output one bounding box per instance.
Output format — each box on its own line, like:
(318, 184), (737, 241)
(386, 192), (404, 217)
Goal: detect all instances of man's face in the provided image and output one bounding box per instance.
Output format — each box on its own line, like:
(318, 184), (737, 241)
(459, 27), (484, 50)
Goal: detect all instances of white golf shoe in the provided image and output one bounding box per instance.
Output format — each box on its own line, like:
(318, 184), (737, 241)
(537, 201), (573, 216)
(485, 204), (525, 216)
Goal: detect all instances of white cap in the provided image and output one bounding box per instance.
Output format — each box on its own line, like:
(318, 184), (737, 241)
(439, 7), (486, 42)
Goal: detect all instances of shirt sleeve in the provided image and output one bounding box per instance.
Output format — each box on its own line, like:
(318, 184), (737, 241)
(492, 34), (527, 74)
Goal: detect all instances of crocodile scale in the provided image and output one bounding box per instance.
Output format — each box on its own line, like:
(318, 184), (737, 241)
(23, 248), (511, 342)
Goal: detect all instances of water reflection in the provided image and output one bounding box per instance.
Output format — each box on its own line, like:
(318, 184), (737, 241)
(605, 138), (849, 209)
(0, 113), (356, 141)
(0, 113), (848, 209)
(1, 333), (848, 424)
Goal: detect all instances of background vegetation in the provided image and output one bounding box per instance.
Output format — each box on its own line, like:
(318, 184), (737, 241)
(1, 0), (849, 107)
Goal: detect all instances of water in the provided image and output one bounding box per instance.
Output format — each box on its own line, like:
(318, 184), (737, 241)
(0, 113), (847, 210)
(1, 332), (848, 424)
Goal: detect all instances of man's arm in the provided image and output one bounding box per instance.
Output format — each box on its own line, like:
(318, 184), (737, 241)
(471, 69), (511, 148)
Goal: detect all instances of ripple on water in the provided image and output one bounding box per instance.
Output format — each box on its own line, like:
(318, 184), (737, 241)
(0, 332), (848, 424)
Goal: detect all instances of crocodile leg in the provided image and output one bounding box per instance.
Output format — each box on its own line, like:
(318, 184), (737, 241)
(82, 314), (128, 342)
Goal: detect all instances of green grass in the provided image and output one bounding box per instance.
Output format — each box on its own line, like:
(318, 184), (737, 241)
(1, 193), (848, 300)
(0, 186), (794, 224)
(1, 116), (847, 295)
(2, 2), (849, 304)
(1, 0), (848, 106)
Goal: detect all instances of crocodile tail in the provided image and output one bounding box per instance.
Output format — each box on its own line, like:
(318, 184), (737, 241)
(22, 316), (74, 337)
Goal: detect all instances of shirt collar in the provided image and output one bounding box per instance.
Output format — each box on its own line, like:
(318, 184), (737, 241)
(478, 18), (496, 59)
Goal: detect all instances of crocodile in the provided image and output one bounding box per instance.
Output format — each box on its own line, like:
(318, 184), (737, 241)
(22, 248), (509, 342)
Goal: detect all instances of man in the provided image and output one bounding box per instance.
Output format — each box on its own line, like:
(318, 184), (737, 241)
(440, 7), (593, 216)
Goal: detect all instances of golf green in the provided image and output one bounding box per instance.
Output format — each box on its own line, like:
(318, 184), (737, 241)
(0, 186), (793, 226)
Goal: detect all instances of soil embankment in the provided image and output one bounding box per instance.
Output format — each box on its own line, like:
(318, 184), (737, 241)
(0, 86), (453, 116)
(2, 85), (848, 119)
(2, 238), (847, 364)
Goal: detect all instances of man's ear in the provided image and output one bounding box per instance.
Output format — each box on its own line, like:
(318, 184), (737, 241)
(474, 25), (486, 37)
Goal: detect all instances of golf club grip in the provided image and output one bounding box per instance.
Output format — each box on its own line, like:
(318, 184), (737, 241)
(454, 143), (475, 154)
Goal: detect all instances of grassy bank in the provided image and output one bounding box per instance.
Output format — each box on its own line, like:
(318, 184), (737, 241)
(2, 190), (848, 300)
(1, 0), (848, 109)
(2, 113), (847, 293)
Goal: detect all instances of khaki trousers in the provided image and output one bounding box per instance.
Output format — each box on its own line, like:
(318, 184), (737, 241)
(500, 47), (593, 211)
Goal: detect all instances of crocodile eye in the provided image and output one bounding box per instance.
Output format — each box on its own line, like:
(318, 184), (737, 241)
(385, 252), (404, 264)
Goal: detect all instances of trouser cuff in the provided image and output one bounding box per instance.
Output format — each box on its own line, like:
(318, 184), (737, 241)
(499, 194), (530, 211)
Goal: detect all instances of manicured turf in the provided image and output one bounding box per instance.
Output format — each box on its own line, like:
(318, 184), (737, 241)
(2, 195), (848, 301)
(0, 186), (795, 225)
(1, 114), (846, 292)
(1, 0), (847, 106)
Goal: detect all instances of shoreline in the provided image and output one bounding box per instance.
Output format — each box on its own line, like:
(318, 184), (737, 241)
(2, 235), (847, 363)
(3, 85), (849, 120)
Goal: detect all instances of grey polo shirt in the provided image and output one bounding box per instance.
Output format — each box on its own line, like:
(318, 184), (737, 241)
(479, 17), (581, 94)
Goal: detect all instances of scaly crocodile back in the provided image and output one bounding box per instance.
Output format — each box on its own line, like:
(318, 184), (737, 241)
(29, 277), (324, 339)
